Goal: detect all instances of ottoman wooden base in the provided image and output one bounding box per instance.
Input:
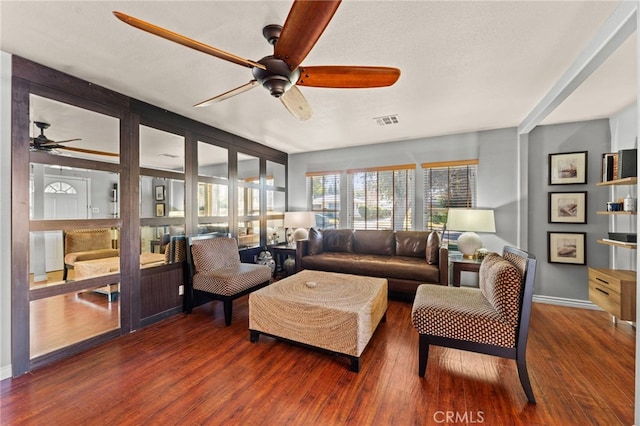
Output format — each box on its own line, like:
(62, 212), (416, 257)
(249, 270), (388, 372)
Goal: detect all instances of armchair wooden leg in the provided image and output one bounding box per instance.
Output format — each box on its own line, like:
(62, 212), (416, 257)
(418, 334), (430, 377)
(63, 265), (68, 281)
(223, 299), (233, 326)
(516, 352), (536, 404)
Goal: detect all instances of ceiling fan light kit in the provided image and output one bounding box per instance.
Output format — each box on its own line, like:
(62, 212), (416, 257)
(113, 0), (400, 120)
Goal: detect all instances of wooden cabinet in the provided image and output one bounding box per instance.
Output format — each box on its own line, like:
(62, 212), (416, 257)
(588, 267), (636, 321)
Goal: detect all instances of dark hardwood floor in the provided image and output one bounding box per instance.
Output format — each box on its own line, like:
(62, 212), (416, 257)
(1, 297), (635, 425)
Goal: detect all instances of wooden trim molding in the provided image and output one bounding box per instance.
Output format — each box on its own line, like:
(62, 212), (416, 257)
(346, 164), (416, 174)
(421, 159), (479, 169)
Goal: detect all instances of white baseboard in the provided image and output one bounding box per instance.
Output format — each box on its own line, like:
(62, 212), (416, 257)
(533, 295), (602, 310)
(0, 364), (12, 381)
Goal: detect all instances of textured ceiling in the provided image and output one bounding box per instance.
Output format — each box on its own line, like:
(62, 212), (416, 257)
(1, 1), (635, 158)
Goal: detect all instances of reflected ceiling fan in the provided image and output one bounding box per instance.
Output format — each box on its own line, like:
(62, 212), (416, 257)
(30, 121), (118, 157)
(113, 0), (400, 121)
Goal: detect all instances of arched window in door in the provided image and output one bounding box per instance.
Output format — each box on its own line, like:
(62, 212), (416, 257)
(44, 181), (77, 194)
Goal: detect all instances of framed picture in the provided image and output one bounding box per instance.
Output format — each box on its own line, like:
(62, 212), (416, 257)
(549, 151), (588, 185)
(155, 203), (165, 217)
(154, 185), (165, 201)
(548, 232), (586, 265)
(548, 191), (587, 224)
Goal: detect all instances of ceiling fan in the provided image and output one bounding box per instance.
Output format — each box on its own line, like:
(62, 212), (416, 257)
(30, 121), (118, 157)
(113, 0), (400, 120)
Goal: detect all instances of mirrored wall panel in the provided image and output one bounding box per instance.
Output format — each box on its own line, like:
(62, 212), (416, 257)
(198, 142), (228, 179)
(140, 176), (185, 219)
(30, 164), (120, 220)
(140, 225), (186, 264)
(29, 94), (119, 163)
(140, 125), (185, 172)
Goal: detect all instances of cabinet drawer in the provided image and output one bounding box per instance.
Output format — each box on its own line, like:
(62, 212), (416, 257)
(588, 271), (622, 293)
(589, 281), (622, 317)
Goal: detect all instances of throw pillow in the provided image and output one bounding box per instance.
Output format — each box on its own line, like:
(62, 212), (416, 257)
(308, 228), (323, 255)
(322, 229), (354, 253)
(425, 231), (440, 264)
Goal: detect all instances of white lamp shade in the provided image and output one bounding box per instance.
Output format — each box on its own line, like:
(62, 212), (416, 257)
(283, 211), (317, 241)
(446, 209), (496, 258)
(446, 209), (496, 233)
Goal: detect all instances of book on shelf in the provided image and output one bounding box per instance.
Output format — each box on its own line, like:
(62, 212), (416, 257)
(617, 148), (637, 180)
(601, 152), (618, 182)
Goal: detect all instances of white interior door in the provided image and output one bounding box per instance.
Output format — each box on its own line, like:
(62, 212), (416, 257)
(40, 176), (89, 271)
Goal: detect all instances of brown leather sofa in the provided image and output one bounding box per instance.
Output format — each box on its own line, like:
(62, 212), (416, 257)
(295, 228), (448, 299)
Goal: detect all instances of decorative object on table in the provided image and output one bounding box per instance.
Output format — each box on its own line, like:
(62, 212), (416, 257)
(283, 257), (296, 275)
(154, 184), (165, 201)
(549, 151), (587, 185)
(155, 203), (165, 217)
(446, 208), (496, 259)
(548, 191), (587, 224)
(547, 231), (586, 265)
(256, 248), (276, 274)
(607, 201), (623, 212)
(623, 194), (636, 212)
(475, 247), (489, 261)
(283, 211), (317, 245)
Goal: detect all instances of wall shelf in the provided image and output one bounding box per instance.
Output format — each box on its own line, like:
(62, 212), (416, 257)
(596, 211), (637, 215)
(597, 239), (637, 249)
(596, 177), (637, 186)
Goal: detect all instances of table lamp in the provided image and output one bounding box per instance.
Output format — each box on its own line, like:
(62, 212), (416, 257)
(283, 211), (317, 245)
(446, 208), (496, 259)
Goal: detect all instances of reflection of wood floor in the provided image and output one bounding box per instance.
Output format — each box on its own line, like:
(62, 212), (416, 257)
(29, 270), (119, 358)
(3, 300), (636, 424)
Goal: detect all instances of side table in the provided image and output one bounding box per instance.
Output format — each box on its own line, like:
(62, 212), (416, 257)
(451, 259), (482, 287)
(270, 244), (296, 276)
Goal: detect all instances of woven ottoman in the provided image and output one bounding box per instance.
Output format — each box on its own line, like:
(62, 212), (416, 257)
(249, 270), (387, 372)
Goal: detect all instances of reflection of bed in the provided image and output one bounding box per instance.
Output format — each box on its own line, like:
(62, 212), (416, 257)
(74, 253), (166, 301)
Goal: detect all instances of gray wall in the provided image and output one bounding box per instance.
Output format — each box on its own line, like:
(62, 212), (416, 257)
(1, 51), (11, 379)
(289, 127), (519, 257)
(528, 119), (611, 301)
(290, 120), (621, 302)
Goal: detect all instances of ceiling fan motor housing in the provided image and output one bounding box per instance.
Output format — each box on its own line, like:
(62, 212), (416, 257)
(253, 56), (300, 98)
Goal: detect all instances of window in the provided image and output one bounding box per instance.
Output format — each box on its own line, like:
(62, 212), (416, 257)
(44, 181), (77, 194)
(347, 165), (415, 230)
(307, 172), (340, 229)
(423, 160), (478, 238)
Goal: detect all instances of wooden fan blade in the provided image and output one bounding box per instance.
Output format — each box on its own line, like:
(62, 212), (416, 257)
(274, 0), (341, 70)
(50, 138), (82, 145)
(60, 146), (119, 157)
(113, 11), (266, 70)
(193, 80), (260, 108)
(280, 86), (312, 121)
(296, 66), (401, 88)
(31, 138), (82, 147)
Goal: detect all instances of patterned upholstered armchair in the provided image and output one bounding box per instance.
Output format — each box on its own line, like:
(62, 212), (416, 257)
(63, 228), (119, 280)
(185, 235), (272, 326)
(411, 246), (537, 403)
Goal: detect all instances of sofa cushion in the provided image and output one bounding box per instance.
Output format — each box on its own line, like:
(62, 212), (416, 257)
(426, 231), (440, 265)
(353, 230), (394, 255)
(479, 253), (523, 327)
(300, 252), (440, 283)
(322, 229), (354, 253)
(395, 231), (430, 258)
(308, 228), (324, 255)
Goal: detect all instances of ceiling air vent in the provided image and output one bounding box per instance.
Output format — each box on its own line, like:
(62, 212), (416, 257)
(374, 114), (399, 126)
